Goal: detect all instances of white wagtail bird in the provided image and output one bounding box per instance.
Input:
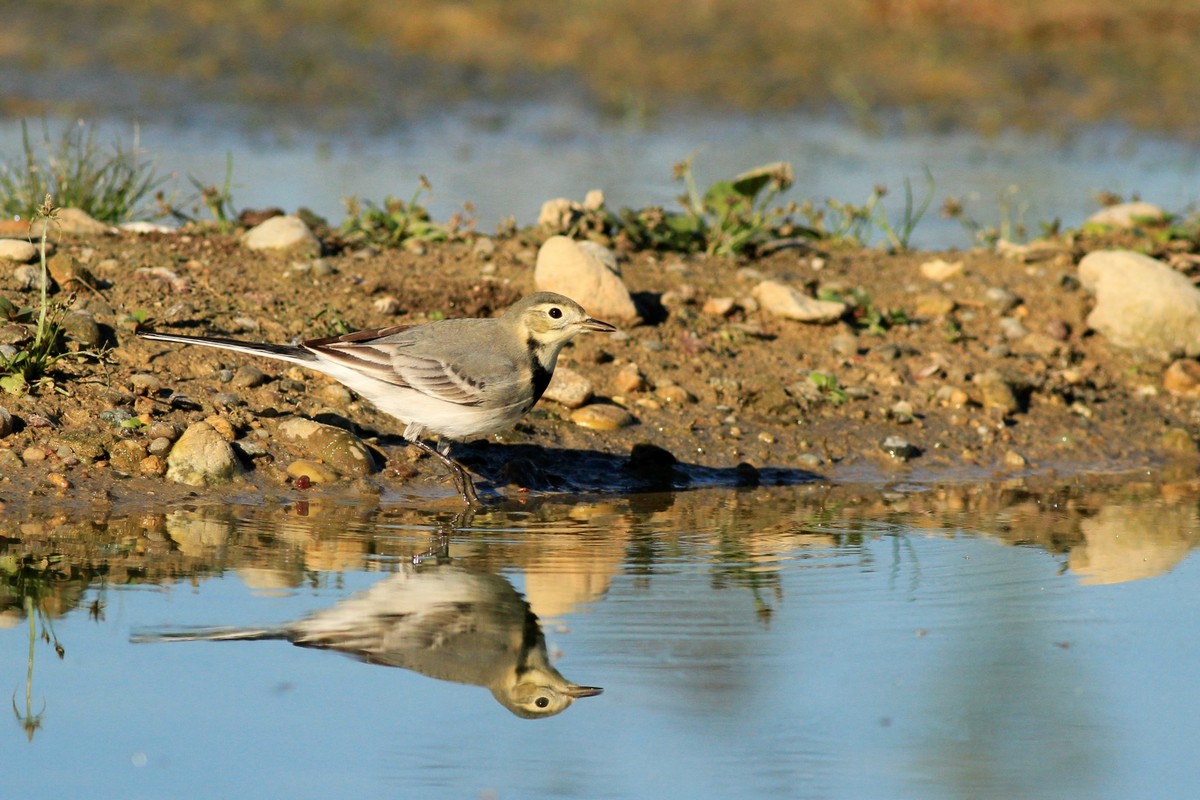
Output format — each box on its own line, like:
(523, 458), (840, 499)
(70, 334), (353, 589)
(137, 292), (616, 504)
(131, 563), (603, 718)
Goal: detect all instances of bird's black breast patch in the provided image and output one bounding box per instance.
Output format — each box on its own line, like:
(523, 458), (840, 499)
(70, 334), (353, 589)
(527, 338), (553, 404)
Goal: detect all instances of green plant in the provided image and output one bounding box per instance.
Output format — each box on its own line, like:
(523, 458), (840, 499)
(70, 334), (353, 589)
(873, 167), (935, 251)
(617, 158), (806, 256)
(678, 158), (799, 256)
(806, 169), (934, 251)
(817, 287), (908, 335)
(942, 184), (1030, 247)
(0, 120), (165, 223)
(808, 371), (848, 404)
(191, 152), (239, 231)
(340, 177), (454, 247)
(307, 306), (355, 338)
(0, 198), (70, 394)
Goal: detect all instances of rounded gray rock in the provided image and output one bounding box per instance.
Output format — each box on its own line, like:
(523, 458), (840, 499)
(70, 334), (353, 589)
(1080, 250), (1200, 360)
(277, 417), (376, 477)
(166, 421), (244, 486)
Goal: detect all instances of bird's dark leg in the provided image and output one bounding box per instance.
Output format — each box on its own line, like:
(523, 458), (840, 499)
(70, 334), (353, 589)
(409, 438), (481, 506)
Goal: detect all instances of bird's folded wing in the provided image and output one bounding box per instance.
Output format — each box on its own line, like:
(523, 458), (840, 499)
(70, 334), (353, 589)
(311, 340), (492, 406)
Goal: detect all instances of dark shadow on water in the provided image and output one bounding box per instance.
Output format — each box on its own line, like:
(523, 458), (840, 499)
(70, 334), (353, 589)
(372, 435), (823, 498)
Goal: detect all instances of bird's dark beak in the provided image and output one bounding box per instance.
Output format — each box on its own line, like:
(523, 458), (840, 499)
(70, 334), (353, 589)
(581, 317), (617, 333)
(564, 684), (604, 698)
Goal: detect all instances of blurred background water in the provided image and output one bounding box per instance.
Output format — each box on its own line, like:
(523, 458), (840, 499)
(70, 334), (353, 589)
(5, 111), (1199, 248)
(3, 0), (1200, 245)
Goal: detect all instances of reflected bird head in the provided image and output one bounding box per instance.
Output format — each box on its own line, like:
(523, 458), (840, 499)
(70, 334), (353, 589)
(498, 667), (604, 719)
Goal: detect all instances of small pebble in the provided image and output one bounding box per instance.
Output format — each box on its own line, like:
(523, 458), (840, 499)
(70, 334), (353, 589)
(22, 446), (46, 464)
(830, 333), (860, 357)
(881, 436), (920, 461)
(542, 366), (595, 409)
(318, 382), (354, 405)
(1163, 359), (1200, 398)
(975, 370), (1021, 414)
(998, 317), (1029, 340)
(473, 237), (496, 260)
(212, 392), (243, 408)
(373, 295), (401, 314)
(231, 365), (269, 388)
(655, 384), (695, 404)
(99, 409), (135, 426)
(46, 473), (71, 490)
(702, 297), (737, 316)
(139, 455), (167, 475)
(148, 436), (173, 456)
(570, 404), (636, 431)
(919, 258), (964, 281)
(1044, 319), (1071, 341)
(129, 373), (162, 395)
(983, 287), (1021, 313)
(287, 459), (340, 484)
(202, 416), (237, 442)
(612, 363), (647, 394)
(914, 293), (956, 317)
(1004, 450), (1028, 468)
(147, 421), (182, 441)
(0, 406), (12, 437)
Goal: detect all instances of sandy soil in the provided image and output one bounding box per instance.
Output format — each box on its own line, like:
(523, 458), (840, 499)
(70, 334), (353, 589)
(1, 219), (1197, 519)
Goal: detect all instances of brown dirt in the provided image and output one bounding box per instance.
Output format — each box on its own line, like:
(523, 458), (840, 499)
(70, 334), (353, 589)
(1, 223), (1198, 517)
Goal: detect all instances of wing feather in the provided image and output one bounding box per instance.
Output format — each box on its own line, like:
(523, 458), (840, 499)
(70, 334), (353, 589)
(306, 337), (491, 407)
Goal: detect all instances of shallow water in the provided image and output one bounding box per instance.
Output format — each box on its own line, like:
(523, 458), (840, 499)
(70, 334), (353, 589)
(4, 483), (1199, 799)
(4, 108), (1200, 248)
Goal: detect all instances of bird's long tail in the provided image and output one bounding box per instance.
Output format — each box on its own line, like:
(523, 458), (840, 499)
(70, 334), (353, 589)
(137, 330), (317, 364)
(130, 625), (289, 644)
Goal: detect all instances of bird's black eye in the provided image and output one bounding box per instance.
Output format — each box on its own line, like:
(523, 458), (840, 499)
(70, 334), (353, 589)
(548, 307), (563, 320)
(535, 696), (550, 708)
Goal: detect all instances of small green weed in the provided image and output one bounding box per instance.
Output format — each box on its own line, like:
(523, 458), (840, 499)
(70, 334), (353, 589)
(817, 287), (908, 335)
(941, 184), (1030, 247)
(618, 158), (807, 256)
(0, 120), (165, 223)
(0, 197), (71, 394)
(803, 169), (934, 251)
(808, 371), (849, 404)
(340, 177), (455, 247)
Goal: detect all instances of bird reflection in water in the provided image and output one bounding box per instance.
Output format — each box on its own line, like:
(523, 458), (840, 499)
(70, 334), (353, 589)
(131, 562), (602, 718)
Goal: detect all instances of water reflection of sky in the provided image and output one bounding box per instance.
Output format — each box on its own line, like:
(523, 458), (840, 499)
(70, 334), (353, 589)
(4, 109), (1199, 248)
(4, 492), (1199, 799)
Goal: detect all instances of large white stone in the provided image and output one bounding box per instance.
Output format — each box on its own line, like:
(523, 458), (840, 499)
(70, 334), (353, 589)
(241, 215), (320, 254)
(1079, 249), (1200, 359)
(0, 239), (37, 262)
(534, 235), (638, 321)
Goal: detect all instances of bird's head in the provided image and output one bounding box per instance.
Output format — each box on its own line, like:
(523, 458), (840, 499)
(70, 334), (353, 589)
(507, 292), (617, 352)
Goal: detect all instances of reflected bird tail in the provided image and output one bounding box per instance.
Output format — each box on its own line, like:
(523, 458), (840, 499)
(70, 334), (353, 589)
(130, 626), (287, 644)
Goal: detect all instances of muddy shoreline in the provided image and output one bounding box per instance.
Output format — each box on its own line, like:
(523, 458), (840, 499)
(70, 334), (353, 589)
(1, 219), (1199, 519)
